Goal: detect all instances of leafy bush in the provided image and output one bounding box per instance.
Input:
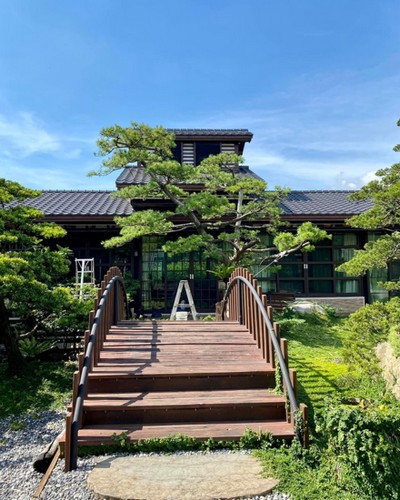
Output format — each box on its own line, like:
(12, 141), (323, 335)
(52, 285), (97, 330)
(88, 429), (273, 456)
(342, 297), (400, 369)
(256, 441), (359, 500)
(317, 400), (400, 499)
(18, 337), (55, 359)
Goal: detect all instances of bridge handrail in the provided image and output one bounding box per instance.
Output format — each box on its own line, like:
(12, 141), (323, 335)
(65, 266), (128, 471)
(221, 267), (301, 440)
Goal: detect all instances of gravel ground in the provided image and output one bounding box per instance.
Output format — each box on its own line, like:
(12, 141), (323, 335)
(0, 410), (290, 500)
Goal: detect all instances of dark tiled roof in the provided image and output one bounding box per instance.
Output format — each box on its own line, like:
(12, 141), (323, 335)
(8, 191), (132, 216)
(166, 129), (253, 138)
(8, 189), (372, 218)
(116, 167), (151, 186)
(281, 191), (373, 215)
(116, 166), (263, 186)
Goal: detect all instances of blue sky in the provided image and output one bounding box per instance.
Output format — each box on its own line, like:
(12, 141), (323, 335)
(0, 0), (399, 191)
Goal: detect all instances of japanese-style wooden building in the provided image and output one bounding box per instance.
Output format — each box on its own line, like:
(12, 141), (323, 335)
(18, 128), (385, 314)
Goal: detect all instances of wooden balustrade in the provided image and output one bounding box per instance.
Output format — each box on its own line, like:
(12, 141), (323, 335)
(65, 266), (127, 471)
(221, 267), (306, 441)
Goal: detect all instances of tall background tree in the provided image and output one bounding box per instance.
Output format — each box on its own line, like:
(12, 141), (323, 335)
(92, 123), (328, 275)
(0, 179), (70, 373)
(337, 119), (400, 290)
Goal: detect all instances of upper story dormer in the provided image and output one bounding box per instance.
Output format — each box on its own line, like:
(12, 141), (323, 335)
(167, 128), (253, 165)
(115, 129), (254, 188)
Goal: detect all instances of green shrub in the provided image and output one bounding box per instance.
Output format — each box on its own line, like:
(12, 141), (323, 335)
(52, 285), (96, 330)
(317, 400), (400, 499)
(342, 297), (400, 370)
(18, 337), (55, 359)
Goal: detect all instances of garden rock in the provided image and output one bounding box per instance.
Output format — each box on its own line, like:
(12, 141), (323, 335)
(289, 302), (326, 315)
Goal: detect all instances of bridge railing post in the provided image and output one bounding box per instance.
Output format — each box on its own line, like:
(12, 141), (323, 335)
(113, 279), (119, 325)
(238, 279), (243, 325)
(67, 267), (128, 471)
(220, 267), (304, 446)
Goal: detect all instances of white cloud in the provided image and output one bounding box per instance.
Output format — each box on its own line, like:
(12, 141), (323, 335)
(180, 70), (399, 190)
(0, 111), (106, 190)
(1, 159), (116, 190)
(0, 112), (61, 158)
(361, 171), (379, 184)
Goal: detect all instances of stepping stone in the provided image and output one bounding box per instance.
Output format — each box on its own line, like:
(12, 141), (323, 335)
(88, 453), (279, 500)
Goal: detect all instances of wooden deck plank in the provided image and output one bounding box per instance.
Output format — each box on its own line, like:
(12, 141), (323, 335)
(83, 389), (284, 407)
(68, 320), (296, 448)
(68, 421), (294, 445)
(90, 363), (271, 375)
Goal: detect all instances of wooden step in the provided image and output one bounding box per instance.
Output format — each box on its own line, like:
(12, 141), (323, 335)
(66, 320), (298, 455)
(77, 389), (286, 425)
(59, 420), (295, 449)
(87, 368), (276, 392)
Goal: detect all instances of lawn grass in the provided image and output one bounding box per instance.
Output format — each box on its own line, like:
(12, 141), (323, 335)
(278, 313), (350, 429)
(0, 360), (76, 418)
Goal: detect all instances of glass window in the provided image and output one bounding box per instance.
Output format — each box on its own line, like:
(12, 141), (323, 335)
(390, 260), (400, 280)
(308, 248), (332, 262)
(279, 264), (304, 278)
(335, 280), (359, 293)
(251, 265), (277, 278)
(309, 280), (334, 293)
(260, 281), (277, 294)
(333, 233), (357, 246)
(309, 264), (333, 277)
(281, 251), (303, 263)
(279, 281), (304, 293)
(314, 238), (332, 247)
(334, 247), (355, 263)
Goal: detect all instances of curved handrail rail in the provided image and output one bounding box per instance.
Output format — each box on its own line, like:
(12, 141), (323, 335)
(221, 268), (301, 441)
(66, 267), (127, 471)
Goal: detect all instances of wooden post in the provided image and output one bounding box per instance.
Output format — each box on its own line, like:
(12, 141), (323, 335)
(64, 412), (72, 472)
(300, 403), (309, 448)
(78, 353), (84, 374)
(280, 337), (288, 370)
(256, 285), (264, 352)
(289, 369), (298, 399)
(87, 311), (94, 336)
(274, 321), (280, 340)
(71, 371), (80, 416)
(261, 294), (270, 363)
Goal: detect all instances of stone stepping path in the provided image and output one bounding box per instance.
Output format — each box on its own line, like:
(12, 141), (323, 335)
(88, 453), (279, 500)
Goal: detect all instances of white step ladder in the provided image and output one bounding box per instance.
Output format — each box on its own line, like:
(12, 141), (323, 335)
(169, 280), (198, 320)
(75, 258), (95, 299)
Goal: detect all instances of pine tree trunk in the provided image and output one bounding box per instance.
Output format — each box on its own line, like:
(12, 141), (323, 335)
(0, 297), (25, 374)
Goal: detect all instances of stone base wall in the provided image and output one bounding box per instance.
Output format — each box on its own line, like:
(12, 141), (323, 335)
(294, 296), (365, 315)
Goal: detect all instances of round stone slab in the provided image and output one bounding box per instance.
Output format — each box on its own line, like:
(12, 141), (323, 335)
(88, 453), (279, 500)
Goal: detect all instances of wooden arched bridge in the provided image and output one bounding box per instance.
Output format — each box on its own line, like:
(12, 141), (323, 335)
(61, 267), (308, 471)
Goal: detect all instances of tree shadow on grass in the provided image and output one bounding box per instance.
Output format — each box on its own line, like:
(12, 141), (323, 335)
(280, 318), (346, 351)
(0, 361), (76, 418)
(291, 355), (344, 433)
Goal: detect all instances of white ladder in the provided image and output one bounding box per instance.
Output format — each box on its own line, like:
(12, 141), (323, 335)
(75, 258), (95, 299)
(169, 280), (198, 320)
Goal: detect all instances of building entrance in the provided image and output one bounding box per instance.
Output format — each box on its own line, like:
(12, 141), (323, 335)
(141, 237), (218, 313)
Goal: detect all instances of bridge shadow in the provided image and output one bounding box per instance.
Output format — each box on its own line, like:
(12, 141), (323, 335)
(290, 355), (342, 433)
(97, 321), (161, 375)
